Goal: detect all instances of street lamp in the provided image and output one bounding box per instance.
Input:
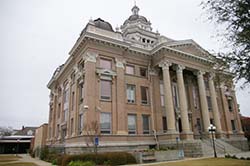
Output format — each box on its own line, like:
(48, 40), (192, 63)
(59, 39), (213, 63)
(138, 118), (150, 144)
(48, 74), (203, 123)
(208, 124), (217, 158)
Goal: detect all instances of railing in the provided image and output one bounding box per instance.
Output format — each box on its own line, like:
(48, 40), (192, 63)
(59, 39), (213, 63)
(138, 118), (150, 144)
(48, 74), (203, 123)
(203, 139), (226, 154)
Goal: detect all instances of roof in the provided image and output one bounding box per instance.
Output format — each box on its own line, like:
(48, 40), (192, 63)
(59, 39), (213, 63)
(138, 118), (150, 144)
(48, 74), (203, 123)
(14, 126), (37, 136)
(93, 18), (114, 32)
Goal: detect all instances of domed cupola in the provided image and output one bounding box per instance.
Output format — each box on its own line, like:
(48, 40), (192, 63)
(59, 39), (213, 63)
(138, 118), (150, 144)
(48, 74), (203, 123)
(121, 5), (152, 31)
(120, 5), (159, 48)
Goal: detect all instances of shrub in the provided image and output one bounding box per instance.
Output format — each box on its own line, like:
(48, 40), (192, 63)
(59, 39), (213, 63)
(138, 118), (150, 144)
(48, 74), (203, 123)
(40, 146), (49, 160)
(61, 152), (136, 166)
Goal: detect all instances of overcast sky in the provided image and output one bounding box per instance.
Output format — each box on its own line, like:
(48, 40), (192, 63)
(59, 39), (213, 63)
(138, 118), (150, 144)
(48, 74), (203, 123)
(0, 0), (249, 129)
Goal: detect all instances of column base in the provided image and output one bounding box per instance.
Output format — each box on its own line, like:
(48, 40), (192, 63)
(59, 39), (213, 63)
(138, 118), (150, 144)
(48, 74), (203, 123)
(180, 131), (194, 140)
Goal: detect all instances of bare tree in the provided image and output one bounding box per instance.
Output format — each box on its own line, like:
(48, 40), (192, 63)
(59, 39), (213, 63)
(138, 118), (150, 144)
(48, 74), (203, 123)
(0, 126), (13, 136)
(83, 121), (100, 153)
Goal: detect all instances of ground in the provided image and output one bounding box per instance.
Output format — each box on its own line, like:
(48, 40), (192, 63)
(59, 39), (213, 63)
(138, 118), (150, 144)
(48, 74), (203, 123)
(0, 155), (37, 166)
(151, 158), (250, 166)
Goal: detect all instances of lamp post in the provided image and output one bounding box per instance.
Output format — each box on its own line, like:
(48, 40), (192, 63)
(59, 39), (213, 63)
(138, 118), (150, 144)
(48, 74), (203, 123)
(208, 124), (217, 158)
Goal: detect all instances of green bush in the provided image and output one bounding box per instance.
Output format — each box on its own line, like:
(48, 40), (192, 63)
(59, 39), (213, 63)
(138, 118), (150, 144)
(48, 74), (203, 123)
(40, 146), (49, 160)
(68, 160), (95, 166)
(61, 152), (136, 166)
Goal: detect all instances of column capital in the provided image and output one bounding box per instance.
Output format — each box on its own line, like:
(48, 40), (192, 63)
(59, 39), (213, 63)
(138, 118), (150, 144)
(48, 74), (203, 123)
(159, 60), (172, 70)
(115, 58), (126, 69)
(149, 68), (159, 76)
(176, 64), (185, 73)
(209, 72), (215, 80)
(194, 70), (206, 77)
(84, 51), (98, 63)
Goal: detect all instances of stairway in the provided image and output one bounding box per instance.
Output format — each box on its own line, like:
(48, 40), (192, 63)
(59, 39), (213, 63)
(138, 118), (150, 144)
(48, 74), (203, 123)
(201, 139), (242, 157)
(141, 151), (156, 163)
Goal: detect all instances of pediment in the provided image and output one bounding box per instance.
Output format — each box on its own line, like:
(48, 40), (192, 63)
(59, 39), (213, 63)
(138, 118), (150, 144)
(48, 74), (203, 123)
(167, 39), (212, 59)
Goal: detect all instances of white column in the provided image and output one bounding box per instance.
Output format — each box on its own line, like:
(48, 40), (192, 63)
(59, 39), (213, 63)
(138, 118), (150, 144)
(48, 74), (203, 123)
(159, 61), (176, 133)
(208, 73), (222, 134)
(197, 71), (210, 132)
(176, 65), (192, 134)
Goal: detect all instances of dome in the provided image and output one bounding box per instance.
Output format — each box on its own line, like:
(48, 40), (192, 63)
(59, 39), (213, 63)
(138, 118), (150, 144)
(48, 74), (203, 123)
(122, 5), (150, 26)
(128, 15), (148, 22)
(93, 18), (114, 32)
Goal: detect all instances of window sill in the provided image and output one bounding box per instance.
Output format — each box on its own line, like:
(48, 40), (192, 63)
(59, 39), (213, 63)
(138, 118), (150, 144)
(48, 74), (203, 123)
(100, 99), (112, 102)
(127, 102), (136, 105)
(141, 103), (150, 106)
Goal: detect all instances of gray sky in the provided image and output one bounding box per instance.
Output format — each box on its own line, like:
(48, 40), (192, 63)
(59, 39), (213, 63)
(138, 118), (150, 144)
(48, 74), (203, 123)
(0, 0), (249, 129)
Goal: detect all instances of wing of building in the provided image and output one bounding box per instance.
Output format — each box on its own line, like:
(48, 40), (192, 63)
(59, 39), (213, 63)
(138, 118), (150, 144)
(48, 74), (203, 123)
(46, 5), (248, 155)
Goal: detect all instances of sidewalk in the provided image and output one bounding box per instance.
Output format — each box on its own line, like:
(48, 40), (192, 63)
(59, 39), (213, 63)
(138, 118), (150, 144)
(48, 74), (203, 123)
(18, 154), (52, 166)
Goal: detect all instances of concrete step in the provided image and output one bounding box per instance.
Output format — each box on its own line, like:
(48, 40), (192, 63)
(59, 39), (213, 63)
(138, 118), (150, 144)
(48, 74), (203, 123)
(142, 156), (156, 163)
(216, 139), (242, 154)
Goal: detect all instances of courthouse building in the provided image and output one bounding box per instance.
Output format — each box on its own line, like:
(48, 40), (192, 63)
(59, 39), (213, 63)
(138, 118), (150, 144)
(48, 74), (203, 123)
(46, 5), (247, 154)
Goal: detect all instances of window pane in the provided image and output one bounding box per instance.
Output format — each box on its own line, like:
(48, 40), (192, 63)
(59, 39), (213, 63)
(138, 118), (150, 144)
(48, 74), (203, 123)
(127, 84), (135, 103)
(101, 113), (111, 134)
(161, 96), (165, 106)
(141, 86), (149, 104)
(101, 80), (111, 100)
(100, 59), (111, 69)
(128, 114), (136, 134)
(231, 120), (236, 131)
(140, 68), (147, 77)
(126, 65), (134, 75)
(207, 96), (212, 111)
(142, 115), (150, 134)
(162, 117), (167, 132)
(79, 114), (83, 135)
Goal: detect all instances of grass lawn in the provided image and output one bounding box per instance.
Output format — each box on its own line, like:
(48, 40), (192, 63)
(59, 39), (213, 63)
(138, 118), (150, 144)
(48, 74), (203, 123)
(0, 155), (21, 162)
(154, 158), (250, 166)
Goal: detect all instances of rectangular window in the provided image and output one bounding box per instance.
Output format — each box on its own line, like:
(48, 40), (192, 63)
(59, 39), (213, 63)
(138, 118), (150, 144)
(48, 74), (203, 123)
(204, 79), (209, 90)
(100, 113), (111, 134)
(126, 65), (135, 75)
(78, 114), (83, 135)
(63, 87), (70, 104)
(72, 92), (75, 111)
(193, 85), (199, 109)
(63, 108), (68, 122)
(128, 114), (137, 134)
(142, 115), (150, 134)
(56, 124), (59, 138)
(100, 58), (112, 69)
(70, 118), (74, 135)
(139, 67), (147, 77)
(141, 86), (149, 104)
(207, 96), (212, 111)
(196, 118), (202, 131)
(79, 82), (84, 102)
(210, 118), (214, 125)
(160, 82), (165, 106)
(228, 98), (234, 112)
(162, 117), (167, 132)
(127, 84), (136, 103)
(172, 83), (179, 108)
(231, 120), (236, 131)
(58, 103), (61, 119)
(100, 80), (111, 100)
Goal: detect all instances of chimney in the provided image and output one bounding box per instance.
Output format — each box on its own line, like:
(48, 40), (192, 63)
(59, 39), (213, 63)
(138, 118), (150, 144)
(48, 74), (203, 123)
(22, 126), (24, 130)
